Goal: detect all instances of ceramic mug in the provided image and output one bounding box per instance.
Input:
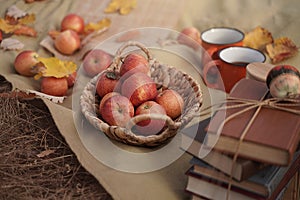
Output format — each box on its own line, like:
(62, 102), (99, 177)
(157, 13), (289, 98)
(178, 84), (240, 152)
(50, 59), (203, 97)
(201, 27), (244, 65)
(203, 46), (266, 93)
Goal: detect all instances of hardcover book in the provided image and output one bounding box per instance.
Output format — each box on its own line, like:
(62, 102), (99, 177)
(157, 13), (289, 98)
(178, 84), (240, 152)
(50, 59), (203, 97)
(180, 117), (265, 181)
(206, 79), (300, 165)
(186, 150), (300, 200)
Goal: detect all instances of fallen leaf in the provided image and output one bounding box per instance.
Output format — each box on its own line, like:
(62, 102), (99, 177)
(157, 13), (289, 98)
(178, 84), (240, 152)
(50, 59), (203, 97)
(2, 6), (37, 36)
(243, 26), (273, 50)
(14, 25), (37, 37)
(37, 149), (55, 158)
(266, 37), (299, 63)
(83, 18), (111, 35)
(0, 38), (24, 50)
(48, 30), (60, 39)
(18, 14), (36, 25)
(0, 18), (18, 33)
(34, 57), (77, 79)
(104, 0), (137, 15)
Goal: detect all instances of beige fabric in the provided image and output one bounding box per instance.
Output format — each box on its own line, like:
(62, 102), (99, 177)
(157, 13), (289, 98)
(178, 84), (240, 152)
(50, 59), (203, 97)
(1, 0), (300, 199)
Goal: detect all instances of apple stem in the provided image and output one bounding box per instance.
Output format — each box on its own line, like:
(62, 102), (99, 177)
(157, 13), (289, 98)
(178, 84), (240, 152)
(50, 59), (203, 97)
(106, 71), (118, 80)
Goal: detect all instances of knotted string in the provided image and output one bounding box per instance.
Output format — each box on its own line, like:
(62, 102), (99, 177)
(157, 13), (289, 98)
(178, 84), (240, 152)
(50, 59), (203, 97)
(200, 95), (300, 200)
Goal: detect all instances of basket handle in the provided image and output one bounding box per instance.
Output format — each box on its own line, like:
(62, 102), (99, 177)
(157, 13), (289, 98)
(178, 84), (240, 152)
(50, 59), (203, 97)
(125, 113), (177, 134)
(110, 41), (154, 70)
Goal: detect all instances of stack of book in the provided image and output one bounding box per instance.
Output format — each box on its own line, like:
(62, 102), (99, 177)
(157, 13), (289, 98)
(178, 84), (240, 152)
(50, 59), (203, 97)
(180, 79), (300, 200)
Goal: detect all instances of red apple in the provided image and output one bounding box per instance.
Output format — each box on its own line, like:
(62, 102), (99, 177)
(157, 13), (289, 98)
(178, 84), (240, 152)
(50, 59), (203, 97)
(61, 13), (85, 34)
(99, 92), (121, 114)
(14, 50), (39, 76)
(177, 27), (201, 50)
(96, 70), (120, 97)
(54, 30), (81, 55)
(82, 49), (112, 77)
(134, 101), (166, 136)
(100, 95), (134, 127)
(66, 71), (77, 88)
(121, 72), (158, 107)
(155, 89), (184, 119)
(40, 77), (68, 96)
(120, 53), (150, 78)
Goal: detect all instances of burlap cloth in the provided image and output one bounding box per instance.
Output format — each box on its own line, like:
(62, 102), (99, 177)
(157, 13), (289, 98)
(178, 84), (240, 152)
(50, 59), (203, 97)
(1, 0), (300, 199)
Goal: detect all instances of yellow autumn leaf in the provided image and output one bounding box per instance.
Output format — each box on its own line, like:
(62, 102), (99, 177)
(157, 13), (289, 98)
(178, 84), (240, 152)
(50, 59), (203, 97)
(104, 0), (137, 15)
(34, 57), (77, 79)
(18, 13), (36, 25)
(84, 18), (111, 34)
(0, 18), (19, 33)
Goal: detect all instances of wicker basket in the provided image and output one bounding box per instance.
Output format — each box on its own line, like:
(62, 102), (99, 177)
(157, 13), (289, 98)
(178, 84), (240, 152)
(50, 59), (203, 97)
(80, 41), (203, 147)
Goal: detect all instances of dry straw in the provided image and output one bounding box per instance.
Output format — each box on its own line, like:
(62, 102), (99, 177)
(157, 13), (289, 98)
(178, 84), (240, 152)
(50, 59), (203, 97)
(0, 94), (111, 199)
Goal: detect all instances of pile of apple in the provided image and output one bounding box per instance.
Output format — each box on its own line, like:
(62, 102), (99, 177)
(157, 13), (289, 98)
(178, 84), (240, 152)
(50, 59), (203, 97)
(50, 13), (85, 55)
(13, 50), (77, 96)
(95, 53), (184, 136)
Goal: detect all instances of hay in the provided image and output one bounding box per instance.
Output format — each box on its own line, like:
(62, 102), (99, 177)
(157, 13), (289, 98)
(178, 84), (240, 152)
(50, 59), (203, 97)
(0, 95), (112, 200)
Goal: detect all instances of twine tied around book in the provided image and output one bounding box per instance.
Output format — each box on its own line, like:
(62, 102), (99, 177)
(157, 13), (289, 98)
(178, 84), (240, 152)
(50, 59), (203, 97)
(201, 95), (300, 200)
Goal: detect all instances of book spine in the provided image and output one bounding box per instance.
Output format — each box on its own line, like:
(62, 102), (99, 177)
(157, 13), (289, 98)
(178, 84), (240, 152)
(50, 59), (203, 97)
(266, 166), (289, 196)
(269, 152), (300, 200)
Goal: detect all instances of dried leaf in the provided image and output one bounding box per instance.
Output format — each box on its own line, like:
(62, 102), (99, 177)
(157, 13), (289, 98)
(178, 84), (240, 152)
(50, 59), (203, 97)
(0, 38), (24, 50)
(6, 5), (27, 19)
(104, 0), (136, 15)
(83, 18), (111, 35)
(5, 15), (19, 25)
(37, 149), (55, 158)
(18, 14), (36, 25)
(34, 57), (77, 79)
(3, 6), (36, 36)
(48, 30), (60, 39)
(0, 18), (19, 33)
(266, 37), (299, 63)
(14, 25), (37, 37)
(243, 26), (273, 50)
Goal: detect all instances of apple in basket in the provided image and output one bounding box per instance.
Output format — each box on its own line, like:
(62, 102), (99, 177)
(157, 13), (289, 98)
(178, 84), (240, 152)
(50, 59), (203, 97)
(121, 72), (158, 107)
(100, 95), (134, 127)
(54, 30), (81, 55)
(40, 77), (68, 96)
(61, 13), (85, 34)
(14, 50), (39, 77)
(119, 53), (150, 78)
(155, 89), (184, 119)
(96, 70), (120, 97)
(134, 101), (167, 136)
(82, 49), (113, 77)
(99, 92), (121, 114)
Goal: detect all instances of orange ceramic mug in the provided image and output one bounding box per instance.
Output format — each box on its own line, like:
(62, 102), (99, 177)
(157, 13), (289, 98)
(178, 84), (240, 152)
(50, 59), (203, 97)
(201, 27), (244, 65)
(203, 47), (266, 93)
